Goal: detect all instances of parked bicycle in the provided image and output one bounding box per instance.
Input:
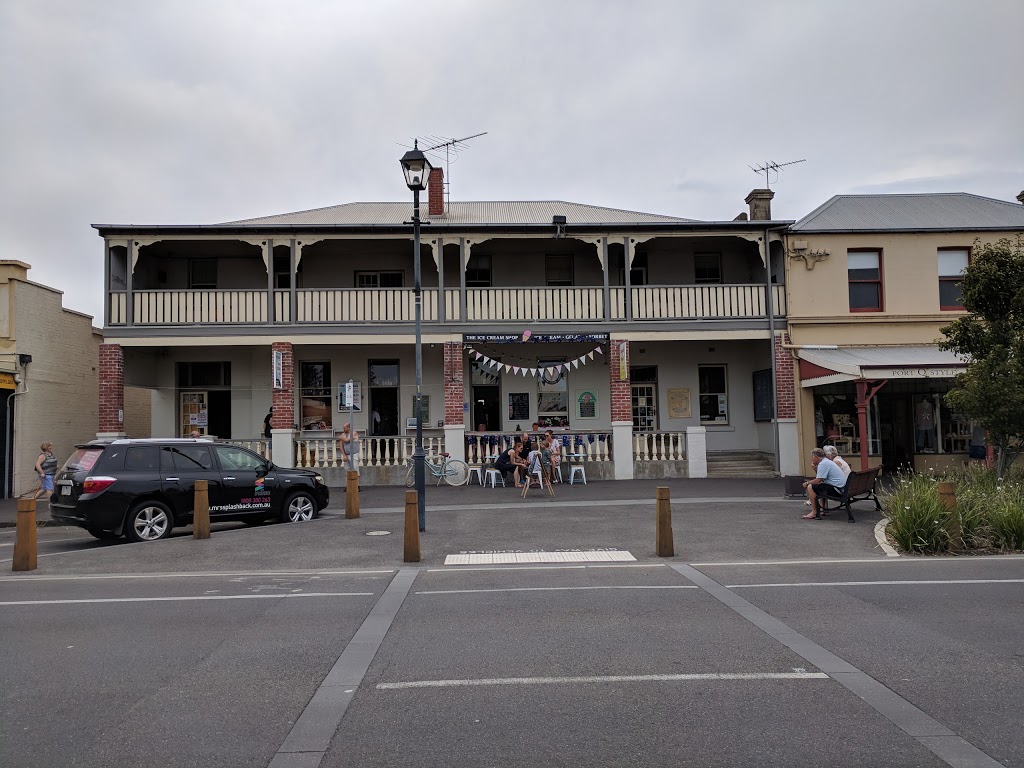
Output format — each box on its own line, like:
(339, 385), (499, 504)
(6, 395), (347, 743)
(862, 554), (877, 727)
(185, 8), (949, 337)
(405, 452), (470, 487)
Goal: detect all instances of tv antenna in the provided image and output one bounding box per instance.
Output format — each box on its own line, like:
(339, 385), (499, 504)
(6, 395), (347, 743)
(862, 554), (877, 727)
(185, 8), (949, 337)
(403, 132), (488, 205)
(749, 159), (805, 188)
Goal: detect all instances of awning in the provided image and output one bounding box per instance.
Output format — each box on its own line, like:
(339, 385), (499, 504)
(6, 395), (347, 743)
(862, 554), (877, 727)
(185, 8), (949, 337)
(798, 345), (966, 388)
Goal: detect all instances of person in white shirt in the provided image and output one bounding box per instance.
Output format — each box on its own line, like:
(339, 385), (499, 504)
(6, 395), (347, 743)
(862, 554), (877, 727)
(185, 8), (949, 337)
(802, 449), (848, 519)
(822, 445), (852, 477)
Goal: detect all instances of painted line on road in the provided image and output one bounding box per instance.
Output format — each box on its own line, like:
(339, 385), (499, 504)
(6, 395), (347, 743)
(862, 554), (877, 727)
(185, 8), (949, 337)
(874, 517), (900, 557)
(672, 563), (1005, 768)
(377, 671), (829, 690)
(358, 496), (797, 514)
(416, 585), (698, 595)
(0, 592), (374, 606)
(0, 536), (89, 548)
(445, 550), (636, 565)
(270, 568), (418, 768)
(425, 563), (667, 573)
(689, 555), (1024, 566)
(727, 578), (1024, 589)
(0, 568), (396, 583)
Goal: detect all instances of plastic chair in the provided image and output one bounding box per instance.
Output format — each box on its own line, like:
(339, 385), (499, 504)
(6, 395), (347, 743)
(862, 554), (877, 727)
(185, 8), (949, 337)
(485, 468), (505, 488)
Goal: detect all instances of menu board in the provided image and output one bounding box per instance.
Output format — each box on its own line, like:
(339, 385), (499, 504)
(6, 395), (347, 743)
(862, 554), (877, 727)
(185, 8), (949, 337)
(508, 392), (530, 421)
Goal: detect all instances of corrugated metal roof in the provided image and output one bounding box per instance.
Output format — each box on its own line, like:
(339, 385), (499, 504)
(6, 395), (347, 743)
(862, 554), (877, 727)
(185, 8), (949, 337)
(792, 193), (1024, 232)
(221, 201), (697, 227)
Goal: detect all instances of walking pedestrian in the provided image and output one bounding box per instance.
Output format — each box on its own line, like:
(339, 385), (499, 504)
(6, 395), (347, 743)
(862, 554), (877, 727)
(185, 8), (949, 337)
(33, 441), (58, 501)
(263, 410), (273, 439)
(337, 422), (361, 477)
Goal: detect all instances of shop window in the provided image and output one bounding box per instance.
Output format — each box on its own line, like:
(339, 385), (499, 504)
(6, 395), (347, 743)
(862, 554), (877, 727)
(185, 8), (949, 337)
(938, 248), (969, 310)
(299, 361), (332, 431)
(466, 255), (492, 287)
(698, 365), (728, 424)
(545, 255), (574, 286)
(356, 271), (404, 288)
(537, 360), (568, 428)
(694, 253), (722, 284)
(189, 259), (217, 289)
(848, 249), (883, 311)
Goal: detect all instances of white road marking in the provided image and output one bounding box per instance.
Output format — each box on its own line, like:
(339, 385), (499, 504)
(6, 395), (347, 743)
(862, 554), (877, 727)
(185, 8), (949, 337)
(0, 536), (89, 548)
(0, 592), (375, 606)
(360, 496), (797, 515)
(690, 555), (1024, 566)
(377, 671), (829, 690)
(425, 563), (666, 573)
(445, 551), (636, 565)
(0, 568), (395, 583)
(416, 585), (698, 595)
(727, 578), (1024, 589)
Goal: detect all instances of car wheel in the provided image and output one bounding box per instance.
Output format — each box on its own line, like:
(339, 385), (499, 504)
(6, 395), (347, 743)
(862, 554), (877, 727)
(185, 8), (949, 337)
(86, 528), (121, 541)
(282, 491), (316, 523)
(125, 501), (173, 542)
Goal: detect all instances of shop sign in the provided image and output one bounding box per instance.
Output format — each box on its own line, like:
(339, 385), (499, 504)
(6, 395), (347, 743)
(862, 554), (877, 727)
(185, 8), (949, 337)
(867, 367), (964, 379)
(464, 333), (609, 343)
(0, 372), (16, 389)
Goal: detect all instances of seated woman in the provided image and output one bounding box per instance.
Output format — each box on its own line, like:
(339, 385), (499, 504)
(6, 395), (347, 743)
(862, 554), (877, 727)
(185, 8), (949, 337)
(822, 445), (852, 476)
(543, 430), (562, 477)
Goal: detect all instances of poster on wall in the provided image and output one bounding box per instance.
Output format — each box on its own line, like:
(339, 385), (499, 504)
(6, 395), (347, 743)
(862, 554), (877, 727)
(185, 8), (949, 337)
(576, 391), (597, 419)
(667, 388), (692, 419)
(508, 392), (530, 422)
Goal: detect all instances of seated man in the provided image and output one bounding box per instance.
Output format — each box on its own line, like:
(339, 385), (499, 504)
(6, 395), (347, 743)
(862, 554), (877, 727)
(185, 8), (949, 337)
(802, 448), (847, 520)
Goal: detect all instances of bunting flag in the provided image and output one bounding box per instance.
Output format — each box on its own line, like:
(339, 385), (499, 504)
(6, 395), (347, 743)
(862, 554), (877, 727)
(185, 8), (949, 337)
(588, 351), (595, 360)
(464, 343), (605, 378)
(596, 346), (603, 355)
(473, 351), (481, 360)
(513, 366), (520, 375)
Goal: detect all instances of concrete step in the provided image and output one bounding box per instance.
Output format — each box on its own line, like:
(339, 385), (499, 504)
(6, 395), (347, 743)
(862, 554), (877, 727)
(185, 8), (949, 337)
(706, 470), (777, 479)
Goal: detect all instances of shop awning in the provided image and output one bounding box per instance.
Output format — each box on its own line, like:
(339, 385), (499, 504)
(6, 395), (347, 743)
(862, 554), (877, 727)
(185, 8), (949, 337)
(798, 345), (966, 388)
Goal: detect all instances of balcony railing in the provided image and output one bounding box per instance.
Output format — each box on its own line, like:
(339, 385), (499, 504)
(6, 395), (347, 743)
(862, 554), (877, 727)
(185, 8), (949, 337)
(108, 284), (785, 326)
(465, 431), (612, 465)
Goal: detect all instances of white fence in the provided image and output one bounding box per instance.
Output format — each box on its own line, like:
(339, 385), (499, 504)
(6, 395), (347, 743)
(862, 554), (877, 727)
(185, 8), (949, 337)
(465, 431), (612, 465)
(224, 439), (271, 459)
(631, 284), (786, 320)
(633, 431), (686, 462)
(294, 435), (446, 469)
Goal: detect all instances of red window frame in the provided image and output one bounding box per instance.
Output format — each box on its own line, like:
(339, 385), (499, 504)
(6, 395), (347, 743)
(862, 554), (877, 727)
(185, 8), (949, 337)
(847, 248), (884, 313)
(938, 246), (970, 311)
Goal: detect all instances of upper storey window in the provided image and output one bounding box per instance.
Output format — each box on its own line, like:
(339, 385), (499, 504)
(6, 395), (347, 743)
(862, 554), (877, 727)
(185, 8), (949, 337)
(848, 250), (883, 312)
(938, 248), (969, 310)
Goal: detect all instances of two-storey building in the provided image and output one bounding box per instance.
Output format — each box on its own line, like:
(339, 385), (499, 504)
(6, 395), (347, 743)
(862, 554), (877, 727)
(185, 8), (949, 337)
(94, 170), (795, 483)
(784, 191), (1024, 476)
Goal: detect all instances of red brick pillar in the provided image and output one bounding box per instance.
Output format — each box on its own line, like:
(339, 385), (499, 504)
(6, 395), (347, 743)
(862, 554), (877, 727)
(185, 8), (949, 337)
(774, 333), (796, 419)
(98, 343), (125, 436)
(608, 341), (631, 422)
(271, 342), (294, 429)
(443, 342), (464, 426)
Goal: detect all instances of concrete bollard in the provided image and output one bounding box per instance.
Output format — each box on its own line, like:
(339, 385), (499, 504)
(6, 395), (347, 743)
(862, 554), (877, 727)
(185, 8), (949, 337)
(938, 480), (960, 551)
(404, 490), (420, 563)
(13, 498), (38, 572)
(346, 470), (360, 518)
(655, 486), (674, 557)
(193, 479), (211, 540)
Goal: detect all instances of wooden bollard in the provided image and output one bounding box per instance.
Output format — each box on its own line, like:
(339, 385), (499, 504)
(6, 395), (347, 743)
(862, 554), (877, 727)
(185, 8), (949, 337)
(938, 481), (960, 551)
(404, 490), (420, 563)
(655, 486), (674, 557)
(12, 497), (38, 572)
(345, 470), (360, 518)
(193, 479), (211, 540)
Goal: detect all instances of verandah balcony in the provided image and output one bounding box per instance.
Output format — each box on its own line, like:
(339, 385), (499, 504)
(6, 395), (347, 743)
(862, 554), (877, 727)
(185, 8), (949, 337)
(108, 284), (786, 326)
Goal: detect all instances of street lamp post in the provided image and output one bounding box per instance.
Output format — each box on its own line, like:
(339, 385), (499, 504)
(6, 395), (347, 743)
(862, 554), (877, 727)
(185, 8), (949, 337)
(400, 141), (431, 532)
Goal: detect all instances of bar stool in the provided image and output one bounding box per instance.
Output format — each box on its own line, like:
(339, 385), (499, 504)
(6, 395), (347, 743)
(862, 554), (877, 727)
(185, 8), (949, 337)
(468, 466), (483, 486)
(569, 465), (587, 485)
(485, 468), (505, 488)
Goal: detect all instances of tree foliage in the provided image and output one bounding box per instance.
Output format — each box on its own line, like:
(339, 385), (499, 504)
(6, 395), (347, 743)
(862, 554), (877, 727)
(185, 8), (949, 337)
(940, 236), (1024, 474)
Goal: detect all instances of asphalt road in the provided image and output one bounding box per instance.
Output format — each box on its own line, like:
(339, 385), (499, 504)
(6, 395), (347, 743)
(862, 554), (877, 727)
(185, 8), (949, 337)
(2, 488), (1021, 768)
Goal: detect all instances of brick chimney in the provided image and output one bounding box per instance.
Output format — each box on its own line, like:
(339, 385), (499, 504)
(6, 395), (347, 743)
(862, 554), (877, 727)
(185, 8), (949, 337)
(428, 167), (444, 216)
(745, 189), (775, 220)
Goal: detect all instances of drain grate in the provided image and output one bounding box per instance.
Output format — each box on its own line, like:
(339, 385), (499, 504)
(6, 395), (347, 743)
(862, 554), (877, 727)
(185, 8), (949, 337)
(444, 551), (636, 565)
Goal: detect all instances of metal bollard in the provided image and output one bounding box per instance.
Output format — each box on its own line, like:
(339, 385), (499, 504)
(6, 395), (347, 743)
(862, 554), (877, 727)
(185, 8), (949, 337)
(404, 490), (420, 563)
(13, 498), (38, 572)
(193, 479), (211, 540)
(346, 470), (360, 518)
(655, 486), (674, 557)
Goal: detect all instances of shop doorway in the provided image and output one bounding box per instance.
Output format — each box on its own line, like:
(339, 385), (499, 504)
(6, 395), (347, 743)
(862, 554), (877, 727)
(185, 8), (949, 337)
(368, 360), (401, 436)
(473, 385), (499, 431)
(878, 394), (914, 471)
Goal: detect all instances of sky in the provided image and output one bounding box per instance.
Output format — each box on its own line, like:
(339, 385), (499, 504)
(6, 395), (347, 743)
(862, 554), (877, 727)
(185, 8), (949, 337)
(1, 0), (1021, 322)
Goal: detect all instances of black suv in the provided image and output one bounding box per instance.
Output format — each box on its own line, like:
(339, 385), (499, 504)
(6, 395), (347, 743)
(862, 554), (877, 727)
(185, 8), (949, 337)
(50, 439), (330, 542)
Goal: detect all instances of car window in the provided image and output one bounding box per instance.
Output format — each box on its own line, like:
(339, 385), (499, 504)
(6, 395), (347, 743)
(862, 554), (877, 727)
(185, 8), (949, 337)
(214, 446), (265, 472)
(61, 448), (104, 473)
(161, 445), (214, 471)
(124, 446), (159, 471)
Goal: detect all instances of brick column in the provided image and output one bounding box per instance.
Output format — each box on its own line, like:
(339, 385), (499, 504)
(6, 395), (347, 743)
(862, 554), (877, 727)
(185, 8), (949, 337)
(774, 333), (800, 476)
(608, 340), (634, 479)
(443, 341), (466, 462)
(97, 343), (126, 437)
(270, 342), (296, 467)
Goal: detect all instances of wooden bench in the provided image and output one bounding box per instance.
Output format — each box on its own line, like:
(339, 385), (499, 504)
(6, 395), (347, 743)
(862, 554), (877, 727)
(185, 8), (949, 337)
(822, 466), (882, 523)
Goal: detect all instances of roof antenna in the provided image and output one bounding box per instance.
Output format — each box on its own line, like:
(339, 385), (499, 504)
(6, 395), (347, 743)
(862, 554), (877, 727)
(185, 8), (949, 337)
(413, 132), (488, 206)
(749, 159), (806, 188)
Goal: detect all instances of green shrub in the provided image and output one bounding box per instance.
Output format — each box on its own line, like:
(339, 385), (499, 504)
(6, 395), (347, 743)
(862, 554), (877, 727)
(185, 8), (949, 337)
(882, 473), (953, 554)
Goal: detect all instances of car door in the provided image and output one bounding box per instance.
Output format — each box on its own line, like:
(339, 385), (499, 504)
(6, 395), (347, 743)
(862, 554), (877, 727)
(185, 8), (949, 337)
(212, 444), (274, 516)
(160, 444), (224, 521)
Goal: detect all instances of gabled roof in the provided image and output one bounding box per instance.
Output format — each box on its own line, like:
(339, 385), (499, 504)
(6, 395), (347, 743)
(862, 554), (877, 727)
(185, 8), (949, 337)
(792, 193), (1024, 233)
(221, 200), (697, 226)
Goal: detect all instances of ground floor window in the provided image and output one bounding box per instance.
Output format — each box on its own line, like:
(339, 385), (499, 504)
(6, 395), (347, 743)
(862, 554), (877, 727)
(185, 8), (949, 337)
(630, 366), (658, 432)
(299, 361), (332, 431)
(698, 365), (728, 424)
(537, 360), (568, 428)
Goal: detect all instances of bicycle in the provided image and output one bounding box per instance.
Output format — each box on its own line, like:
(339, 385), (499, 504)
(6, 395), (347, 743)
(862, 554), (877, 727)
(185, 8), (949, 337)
(405, 452), (470, 487)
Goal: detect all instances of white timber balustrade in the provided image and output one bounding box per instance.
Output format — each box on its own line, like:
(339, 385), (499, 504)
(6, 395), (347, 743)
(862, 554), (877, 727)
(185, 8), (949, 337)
(131, 290), (267, 324)
(633, 431), (687, 461)
(224, 439), (271, 459)
(293, 435), (445, 469)
(464, 431), (612, 465)
(464, 288), (605, 322)
(632, 284), (780, 320)
(295, 289), (438, 323)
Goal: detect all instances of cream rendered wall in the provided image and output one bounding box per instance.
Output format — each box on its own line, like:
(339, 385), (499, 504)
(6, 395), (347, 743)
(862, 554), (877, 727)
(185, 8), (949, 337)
(123, 386), (153, 438)
(10, 280), (100, 496)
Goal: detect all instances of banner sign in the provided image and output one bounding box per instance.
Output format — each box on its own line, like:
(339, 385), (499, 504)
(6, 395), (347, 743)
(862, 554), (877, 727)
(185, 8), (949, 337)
(464, 333), (609, 344)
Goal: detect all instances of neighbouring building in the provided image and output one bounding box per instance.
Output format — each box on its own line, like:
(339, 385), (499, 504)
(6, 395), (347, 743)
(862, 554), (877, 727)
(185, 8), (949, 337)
(784, 191), (1024, 476)
(93, 170), (796, 483)
(0, 261), (103, 497)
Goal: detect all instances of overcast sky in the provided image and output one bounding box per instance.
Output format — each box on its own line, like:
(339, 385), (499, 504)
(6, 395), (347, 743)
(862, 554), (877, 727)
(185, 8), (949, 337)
(1, 0), (1021, 321)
